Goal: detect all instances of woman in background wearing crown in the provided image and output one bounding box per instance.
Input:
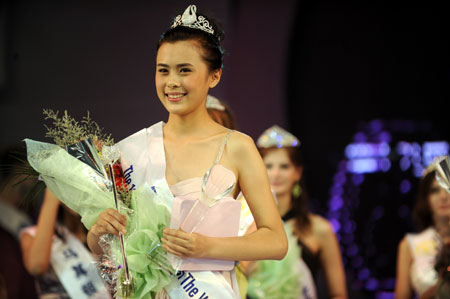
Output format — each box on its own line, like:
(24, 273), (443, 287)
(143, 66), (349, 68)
(395, 165), (450, 299)
(206, 94), (237, 130)
(86, 5), (287, 298)
(246, 125), (347, 299)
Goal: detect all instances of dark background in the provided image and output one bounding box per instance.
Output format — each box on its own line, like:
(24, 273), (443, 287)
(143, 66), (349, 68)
(1, 0), (449, 298)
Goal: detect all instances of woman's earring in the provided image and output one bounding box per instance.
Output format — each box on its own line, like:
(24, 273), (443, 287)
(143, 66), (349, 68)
(292, 181), (302, 198)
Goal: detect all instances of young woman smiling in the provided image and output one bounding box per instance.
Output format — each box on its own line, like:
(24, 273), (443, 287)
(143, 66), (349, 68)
(87, 5), (287, 298)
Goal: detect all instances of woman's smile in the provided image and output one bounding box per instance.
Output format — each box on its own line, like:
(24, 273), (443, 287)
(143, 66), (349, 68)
(166, 92), (186, 102)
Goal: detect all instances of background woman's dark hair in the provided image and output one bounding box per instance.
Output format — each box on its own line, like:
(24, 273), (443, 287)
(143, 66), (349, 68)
(207, 102), (237, 130)
(157, 10), (225, 71)
(259, 146), (311, 232)
(412, 170), (436, 231)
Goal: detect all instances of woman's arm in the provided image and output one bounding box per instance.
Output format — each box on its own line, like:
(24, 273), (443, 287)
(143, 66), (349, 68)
(314, 216), (347, 299)
(163, 132), (288, 261)
(395, 237), (413, 299)
(20, 188), (59, 275)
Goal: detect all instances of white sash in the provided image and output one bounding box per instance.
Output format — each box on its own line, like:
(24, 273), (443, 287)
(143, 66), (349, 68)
(0, 200), (32, 239)
(24, 226), (110, 298)
(117, 122), (239, 298)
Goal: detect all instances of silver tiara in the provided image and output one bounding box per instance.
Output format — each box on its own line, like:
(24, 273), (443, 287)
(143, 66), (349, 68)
(206, 95), (225, 111)
(257, 125), (301, 149)
(171, 5), (214, 35)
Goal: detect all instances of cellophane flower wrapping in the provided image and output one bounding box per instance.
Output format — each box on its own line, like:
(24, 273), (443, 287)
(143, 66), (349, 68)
(25, 138), (173, 298)
(247, 222), (303, 299)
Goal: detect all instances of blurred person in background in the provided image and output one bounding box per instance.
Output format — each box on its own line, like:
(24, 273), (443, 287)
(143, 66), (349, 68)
(206, 94), (237, 130)
(20, 187), (111, 298)
(0, 144), (38, 299)
(395, 165), (450, 299)
(246, 125), (347, 299)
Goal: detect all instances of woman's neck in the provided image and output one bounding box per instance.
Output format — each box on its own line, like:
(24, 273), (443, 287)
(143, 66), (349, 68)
(433, 215), (450, 240)
(276, 192), (293, 218)
(166, 107), (217, 138)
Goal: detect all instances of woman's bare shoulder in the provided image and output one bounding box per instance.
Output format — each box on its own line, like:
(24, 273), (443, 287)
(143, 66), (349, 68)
(397, 236), (411, 254)
(309, 214), (335, 237)
(226, 131), (257, 155)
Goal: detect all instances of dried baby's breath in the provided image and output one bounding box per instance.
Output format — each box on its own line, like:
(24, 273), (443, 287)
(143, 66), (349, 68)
(43, 109), (114, 148)
(118, 187), (132, 207)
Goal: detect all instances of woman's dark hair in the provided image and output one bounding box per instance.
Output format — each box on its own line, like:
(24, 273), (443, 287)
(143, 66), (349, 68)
(258, 146), (311, 232)
(412, 170), (436, 231)
(157, 11), (225, 72)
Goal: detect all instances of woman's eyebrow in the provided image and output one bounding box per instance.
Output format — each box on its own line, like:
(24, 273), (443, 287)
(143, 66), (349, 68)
(156, 63), (194, 67)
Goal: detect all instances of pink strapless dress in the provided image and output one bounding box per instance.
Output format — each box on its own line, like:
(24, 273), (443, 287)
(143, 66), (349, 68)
(169, 176), (241, 297)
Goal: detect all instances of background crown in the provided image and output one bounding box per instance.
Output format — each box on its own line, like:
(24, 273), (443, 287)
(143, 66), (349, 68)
(257, 125), (301, 148)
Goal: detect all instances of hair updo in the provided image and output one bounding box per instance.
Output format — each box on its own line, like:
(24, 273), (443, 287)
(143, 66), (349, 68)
(157, 10), (225, 72)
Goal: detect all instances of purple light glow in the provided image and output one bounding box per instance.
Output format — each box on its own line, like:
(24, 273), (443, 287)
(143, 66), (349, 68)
(379, 158), (391, 172)
(329, 196), (344, 211)
(412, 143), (421, 155)
(330, 218), (341, 233)
(423, 145), (450, 166)
(334, 172), (347, 185)
(351, 256), (363, 268)
(372, 206), (384, 220)
(396, 141), (412, 156)
(327, 210), (341, 219)
(413, 166), (424, 178)
(330, 185), (344, 197)
(365, 278), (379, 291)
(379, 278), (396, 289)
(411, 154), (421, 164)
(375, 292), (395, 299)
(345, 143), (390, 159)
(369, 119), (383, 133)
(343, 220), (356, 234)
(338, 162), (347, 172)
(354, 132), (367, 142)
(346, 244), (359, 257)
(352, 174), (365, 185)
(399, 179), (411, 194)
(347, 158), (378, 173)
(378, 131), (392, 143)
(399, 156), (411, 171)
(358, 268), (370, 281)
(423, 141), (449, 159)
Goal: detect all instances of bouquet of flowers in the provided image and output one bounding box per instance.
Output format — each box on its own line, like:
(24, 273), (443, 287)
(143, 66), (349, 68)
(24, 109), (173, 298)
